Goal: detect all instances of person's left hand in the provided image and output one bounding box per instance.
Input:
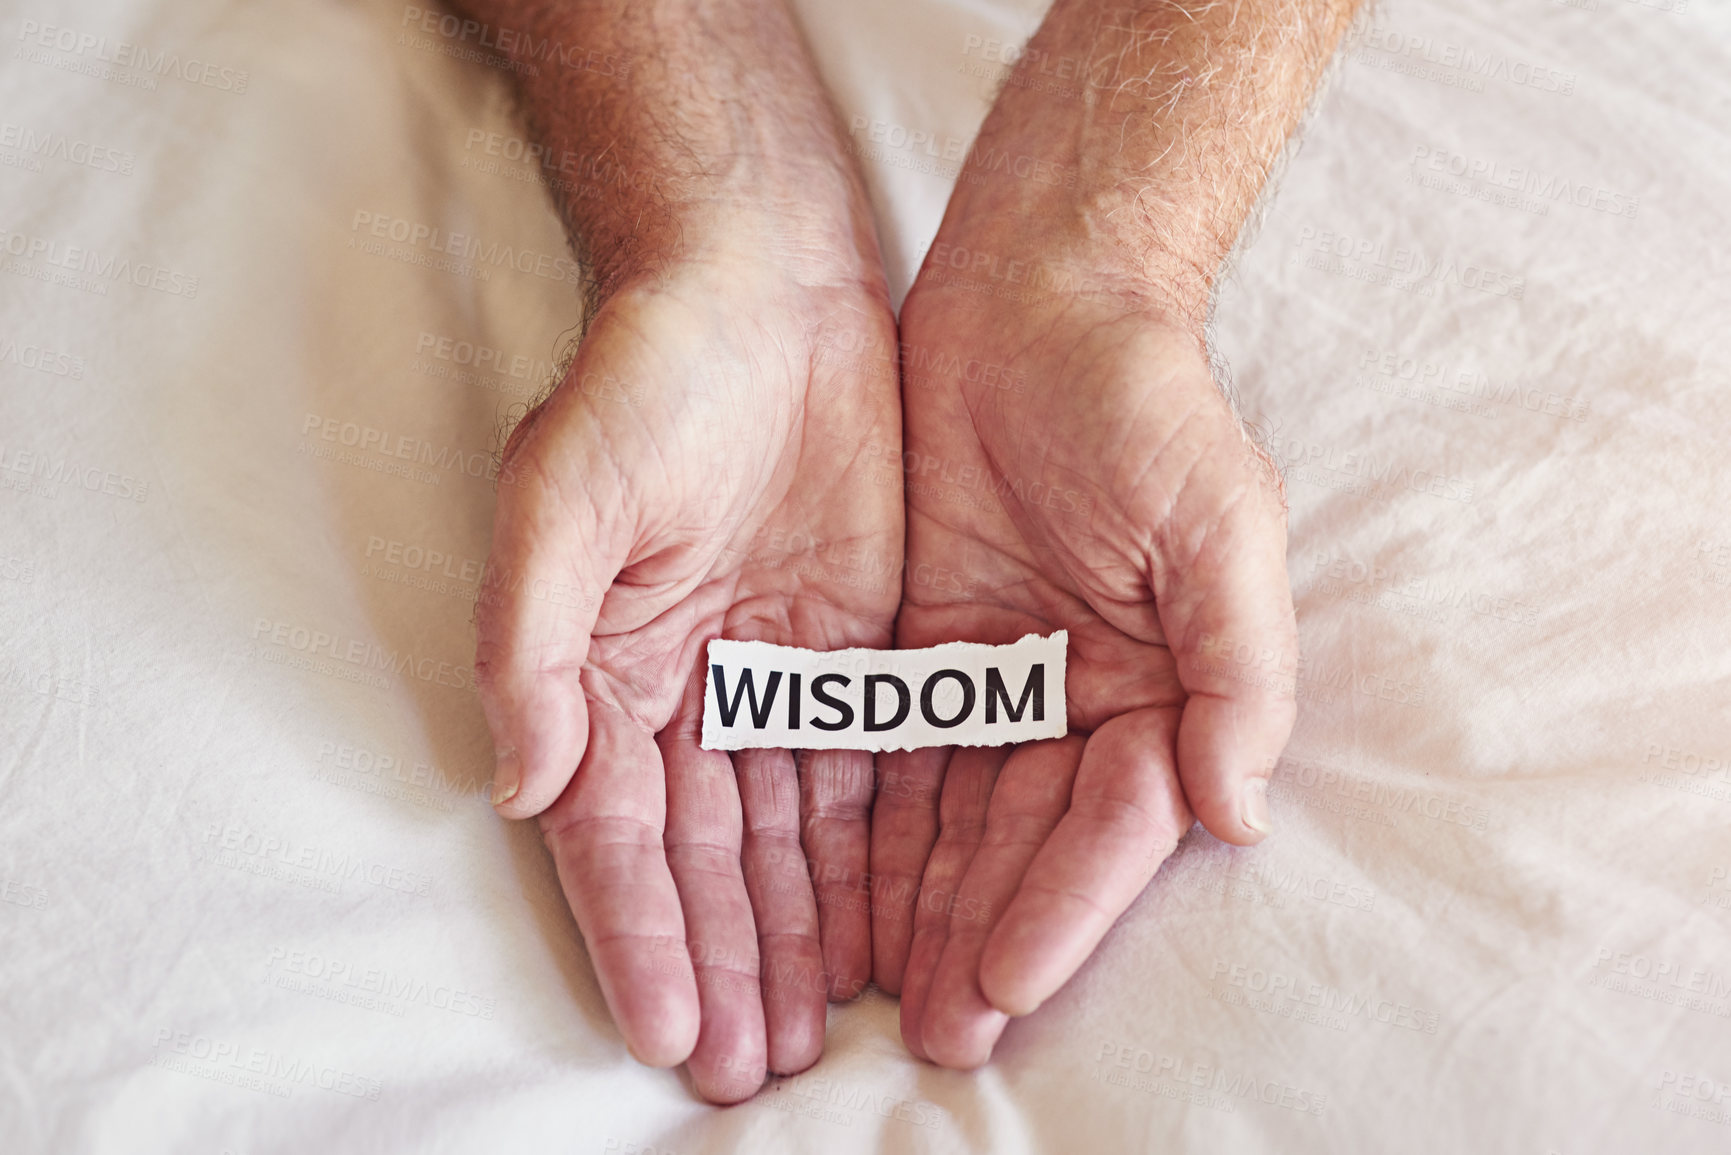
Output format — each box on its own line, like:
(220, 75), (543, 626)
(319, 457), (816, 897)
(870, 221), (1299, 1068)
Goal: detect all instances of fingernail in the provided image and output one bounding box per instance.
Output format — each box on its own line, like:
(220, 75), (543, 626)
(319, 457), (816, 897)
(491, 748), (521, 809)
(1241, 779), (1272, 836)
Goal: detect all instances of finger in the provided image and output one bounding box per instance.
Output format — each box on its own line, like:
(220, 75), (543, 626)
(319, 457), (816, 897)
(734, 748), (827, 1076)
(894, 745), (1008, 1061)
(474, 423), (625, 820)
(1153, 436), (1298, 844)
(895, 905), (948, 1064)
(868, 746), (949, 994)
(659, 669), (766, 1104)
(540, 697), (698, 1068)
(797, 749), (874, 1003)
(980, 708), (1192, 1017)
(920, 737), (1084, 1069)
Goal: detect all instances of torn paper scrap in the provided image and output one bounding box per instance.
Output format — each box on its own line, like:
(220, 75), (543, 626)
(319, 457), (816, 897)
(700, 631), (1068, 752)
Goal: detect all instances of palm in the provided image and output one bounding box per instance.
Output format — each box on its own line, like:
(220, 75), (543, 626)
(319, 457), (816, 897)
(565, 273), (901, 727)
(477, 257), (900, 1100)
(872, 280), (1297, 1068)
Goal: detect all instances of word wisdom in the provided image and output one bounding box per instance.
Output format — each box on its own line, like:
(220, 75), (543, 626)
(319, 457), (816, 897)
(701, 631), (1067, 752)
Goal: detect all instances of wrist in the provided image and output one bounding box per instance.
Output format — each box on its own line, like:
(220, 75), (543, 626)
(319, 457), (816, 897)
(923, 0), (1358, 337)
(474, 0), (886, 310)
(927, 89), (1215, 335)
(916, 191), (1214, 344)
(593, 160), (887, 301)
(927, 29), (1217, 331)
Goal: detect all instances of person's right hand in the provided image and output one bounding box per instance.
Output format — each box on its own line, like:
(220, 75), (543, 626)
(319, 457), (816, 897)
(475, 212), (902, 1102)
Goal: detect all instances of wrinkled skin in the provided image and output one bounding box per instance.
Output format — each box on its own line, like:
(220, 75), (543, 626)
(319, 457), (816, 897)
(475, 240), (902, 1102)
(871, 253), (1299, 1068)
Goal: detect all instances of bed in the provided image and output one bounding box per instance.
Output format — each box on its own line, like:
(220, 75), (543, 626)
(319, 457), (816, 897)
(4, 0), (1730, 1149)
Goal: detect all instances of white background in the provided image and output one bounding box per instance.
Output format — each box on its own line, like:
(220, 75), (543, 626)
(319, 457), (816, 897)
(2, 0), (1730, 1150)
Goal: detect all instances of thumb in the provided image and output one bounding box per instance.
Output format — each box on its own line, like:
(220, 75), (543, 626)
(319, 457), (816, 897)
(1152, 432), (1297, 845)
(475, 417), (626, 820)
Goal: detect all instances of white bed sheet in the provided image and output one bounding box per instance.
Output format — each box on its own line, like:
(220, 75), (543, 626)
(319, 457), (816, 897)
(4, 0), (1731, 1150)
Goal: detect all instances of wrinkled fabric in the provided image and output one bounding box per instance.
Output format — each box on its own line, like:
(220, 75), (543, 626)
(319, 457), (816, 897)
(2, 0), (1729, 1150)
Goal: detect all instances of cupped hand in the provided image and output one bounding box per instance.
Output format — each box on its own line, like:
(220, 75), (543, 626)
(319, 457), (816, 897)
(475, 226), (901, 1102)
(871, 239), (1298, 1069)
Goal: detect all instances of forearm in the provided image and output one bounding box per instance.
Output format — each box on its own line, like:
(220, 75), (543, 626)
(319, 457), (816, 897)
(446, 0), (882, 306)
(942, 0), (1361, 329)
